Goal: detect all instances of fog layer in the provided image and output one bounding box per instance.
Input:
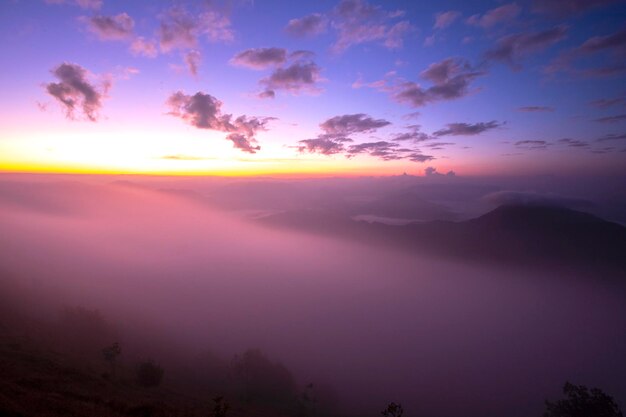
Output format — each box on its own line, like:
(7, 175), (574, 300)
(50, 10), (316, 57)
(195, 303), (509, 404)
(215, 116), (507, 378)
(1, 174), (624, 417)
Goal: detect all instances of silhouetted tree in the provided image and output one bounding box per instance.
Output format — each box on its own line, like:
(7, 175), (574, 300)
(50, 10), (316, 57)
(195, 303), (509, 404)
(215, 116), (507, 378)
(136, 360), (164, 387)
(296, 383), (317, 417)
(543, 382), (623, 417)
(381, 402), (403, 417)
(102, 342), (121, 377)
(212, 396), (230, 417)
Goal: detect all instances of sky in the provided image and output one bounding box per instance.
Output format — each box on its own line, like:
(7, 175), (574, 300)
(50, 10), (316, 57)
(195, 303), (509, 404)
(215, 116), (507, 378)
(0, 0), (625, 177)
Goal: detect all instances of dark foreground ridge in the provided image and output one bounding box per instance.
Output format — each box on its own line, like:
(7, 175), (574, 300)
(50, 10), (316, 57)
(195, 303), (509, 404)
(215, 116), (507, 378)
(259, 204), (626, 273)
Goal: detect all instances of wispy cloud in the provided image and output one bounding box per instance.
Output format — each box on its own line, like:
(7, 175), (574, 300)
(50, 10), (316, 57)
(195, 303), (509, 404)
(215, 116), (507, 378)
(433, 121), (502, 137)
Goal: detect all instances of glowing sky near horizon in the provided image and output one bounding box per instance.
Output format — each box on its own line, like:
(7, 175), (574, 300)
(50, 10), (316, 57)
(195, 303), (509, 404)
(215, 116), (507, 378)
(0, 0), (625, 176)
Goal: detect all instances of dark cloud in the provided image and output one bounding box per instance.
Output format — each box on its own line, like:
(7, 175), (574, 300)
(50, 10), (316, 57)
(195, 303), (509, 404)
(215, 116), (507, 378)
(466, 3), (521, 28)
(257, 90), (275, 99)
(531, 0), (620, 17)
(166, 91), (273, 153)
(230, 48), (287, 70)
(485, 26), (568, 69)
(320, 113), (390, 135)
(594, 114), (626, 123)
(408, 153), (435, 163)
(389, 58), (485, 108)
(434, 11), (461, 30)
(261, 60), (323, 95)
(44, 0), (101, 10)
(579, 27), (626, 55)
(424, 166), (456, 176)
(285, 13), (327, 37)
(556, 138), (589, 147)
(433, 121), (502, 137)
(346, 141), (402, 160)
(44, 62), (107, 122)
(82, 13), (134, 41)
(518, 106), (554, 112)
(514, 140), (549, 149)
(184, 50), (201, 76)
(158, 6), (233, 52)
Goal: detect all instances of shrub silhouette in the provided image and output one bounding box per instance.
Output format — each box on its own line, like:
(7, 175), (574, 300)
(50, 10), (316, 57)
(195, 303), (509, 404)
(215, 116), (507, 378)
(231, 348), (297, 405)
(381, 402), (404, 417)
(136, 360), (164, 387)
(212, 396), (230, 417)
(57, 306), (114, 357)
(543, 382), (623, 417)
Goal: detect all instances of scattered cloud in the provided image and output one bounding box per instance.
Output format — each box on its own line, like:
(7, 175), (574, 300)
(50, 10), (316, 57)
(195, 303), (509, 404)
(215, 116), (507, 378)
(434, 11), (461, 30)
(166, 91), (273, 153)
(184, 50), (201, 77)
(285, 13), (327, 37)
(44, 62), (108, 122)
(361, 57), (485, 108)
(557, 138), (589, 147)
(596, 132), (626, 141)
(467, 3), (521, 29)
(130, 37), (158, 58)
(320, 113), (390, 135)
(485, 26), (568, 69)
(594, 114), (626, 123)
(531, 0), (619, 17)
(297, 137), (351, 155)
(518, 106), (554, 112)
(424, 166), (456, 176)
(158, 6), (233, 53)
(230, 48), (287, 70)
(285, 0), (412, 54)
(514, 140), (549, 149)
(260, 59), (323, 96)
(81, 13), (134, 41)
(391, 125), (430, 142)
(589, 96), (626, 108)
(433, 121), (502, 137)
(546, 27), (626, 76)
(44, 0), (102, 10)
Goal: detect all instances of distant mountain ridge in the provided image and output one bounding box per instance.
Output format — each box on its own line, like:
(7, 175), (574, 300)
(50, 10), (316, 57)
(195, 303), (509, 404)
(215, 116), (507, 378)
(259, 204), (626, 273)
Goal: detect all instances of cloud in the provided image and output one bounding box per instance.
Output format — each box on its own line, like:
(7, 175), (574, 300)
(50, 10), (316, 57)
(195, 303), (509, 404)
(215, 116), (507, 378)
(158, 6), (233, 53)
(424, 166), (456, 176)
(589, 96), (626, 108)
(391, 125), (430, 142)
(467, 3), (521, 29)
(257, 90), (275, 99)
(320, 113), (390, 135)
(596, 132), (626, 141)
(518, 106), (554, 112)
(161, 154), (212, 161)
(594, 114), (626, 123)
(45, 0), (101, 10)
(184, 50), (201, 76)
(376, 57), (485, 108)
(434, 11), (461, 30)
(296, 113), (433, 163)
(285, 13), (327, 37)
(297, 136), (351, 155)
(485, 26), (568, 69)
(483, 190), (593, 209)
(556, 138), (588, 147)
(286, 0), (412, 54)
(81, 13), (134, 41)
(531, 0), (619, 17)
(166, 91), (273, 153)
(546, 27), (626, 76)
(130, 37), (158, 58)
(44, 62), (108, 122)
(514, 140), (549, 149)
(260, 60), (323, 96)
(230, 48), (287, 70)
(433, 121), (502, 137)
